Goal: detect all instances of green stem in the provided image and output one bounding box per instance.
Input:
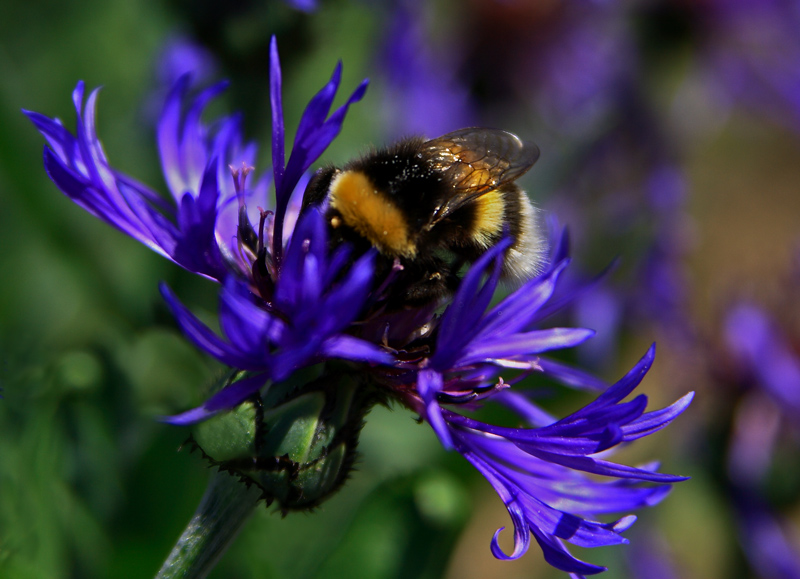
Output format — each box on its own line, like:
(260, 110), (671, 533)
(156, 469), (262, 579)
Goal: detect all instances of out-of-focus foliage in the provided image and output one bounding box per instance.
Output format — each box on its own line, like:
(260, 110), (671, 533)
(3, 0), (800, 578)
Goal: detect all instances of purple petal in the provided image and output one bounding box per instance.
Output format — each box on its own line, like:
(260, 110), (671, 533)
(270, 36), (285, 196)
(294, 61), (340, 143)
(531, 526), (607, 575)
(434, 241), (508, 368)
(418, 370), (453, 450)
(480, 258), (569, 337)
(568, 345), (656, 416)
(24, 110), (74, 158)
(537, 357), (610, 392)
(317, 250), (376, 334)
(218, 277), (281, 353)
(320, 335), (394, 365)
(161, 372), (269, 425)
(160, 282), (267, 371)
(529, 452), (688, 483)
(158, 74), (192, 196)
(464, 452), (531, 560)
(622, 392), (695, 440)
(496, 390), (558, 427)
(462, 328), (595, 365)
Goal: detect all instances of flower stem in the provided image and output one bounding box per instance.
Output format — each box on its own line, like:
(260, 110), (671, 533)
(156, 469), (262, 579)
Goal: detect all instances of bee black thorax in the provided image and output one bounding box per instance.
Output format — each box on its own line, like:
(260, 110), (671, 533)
(301, 130), (547, 308)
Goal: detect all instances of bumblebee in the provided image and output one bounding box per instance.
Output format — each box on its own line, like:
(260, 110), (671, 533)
(302, 128), (547, 306)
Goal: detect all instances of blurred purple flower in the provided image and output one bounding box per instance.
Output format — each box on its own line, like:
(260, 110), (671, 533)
(720, 302), (800, 578)
(725, 304), (800, 415)
(698, 0), (800, 134)
(284, 0), (317, 12)
(157, 36), (218, 90)
(139, 36), (220, 127)
(732, 493), (800, 579)
(626, 529), (681, 579)
(379, 0), (473, 137)
(457, 2), (630, 135)
(637, 165), (692, 330)
(532, 13), (632, 135)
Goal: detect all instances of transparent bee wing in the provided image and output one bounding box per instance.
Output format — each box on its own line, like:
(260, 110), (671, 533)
(421, 128), (540, 225)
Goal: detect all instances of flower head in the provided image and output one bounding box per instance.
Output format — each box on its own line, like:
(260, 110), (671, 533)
(698, 0), (800, 134)
(386, 236), (693, 575)
(164, 218), (692, 574)
(379, 0), (472, 137)
(28, 39), (692, 576)
(161, 208), (392, 424)
(717, 301), (800, 578)
(25, 36), (367, 285)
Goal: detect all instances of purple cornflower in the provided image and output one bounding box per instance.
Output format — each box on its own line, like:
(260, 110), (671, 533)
(160, 208), (392, 424)
(529, 7), (632, 136)
(164, 223), (693, 574)
(379, 0), (473, 137)
(27, 37), (692, 576)
(721, 304), (800, 578)
(392, 240), (692, 575)
(26, 33), (382, 421)
(156, 36), (218, 92)
(725, 304), (800, 416)
(693, 0), (800, 135)
(25, 36), (367, 285)
(283, 0), (316, 12)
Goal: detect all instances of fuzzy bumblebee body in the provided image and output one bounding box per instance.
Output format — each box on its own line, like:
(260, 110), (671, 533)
(303, 128), (546, 306)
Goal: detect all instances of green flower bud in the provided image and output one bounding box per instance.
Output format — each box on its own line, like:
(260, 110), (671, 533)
(191, 367), (382, 512)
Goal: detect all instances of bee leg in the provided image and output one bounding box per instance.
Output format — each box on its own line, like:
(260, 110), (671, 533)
(391, 257), (454, 307)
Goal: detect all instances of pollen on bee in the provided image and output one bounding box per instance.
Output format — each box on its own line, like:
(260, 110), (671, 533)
(329, 170), (416, 257)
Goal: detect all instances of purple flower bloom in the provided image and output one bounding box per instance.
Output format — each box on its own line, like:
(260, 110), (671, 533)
(392, 242), (693, 575)
(161, 209), (393, 424)
(156, 36), (218, 91)
(379, 0), (473, 137)
(27, 35), (692, 576)
(696, 0), (800, 134)
(724, 304), (800, 415)
(441, 348), (690, 575)
(25, 36), (367, 284)
(721, 302), (800, 579)
(163, 219), (692, 574)
(283, 0), (316, 12)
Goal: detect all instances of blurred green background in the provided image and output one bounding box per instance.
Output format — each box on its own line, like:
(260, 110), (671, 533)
(2, 0), (800, 578)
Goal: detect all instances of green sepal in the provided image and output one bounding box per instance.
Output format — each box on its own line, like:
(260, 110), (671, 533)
(191, 372), (259, 463)
(191, 366), (381, 512)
